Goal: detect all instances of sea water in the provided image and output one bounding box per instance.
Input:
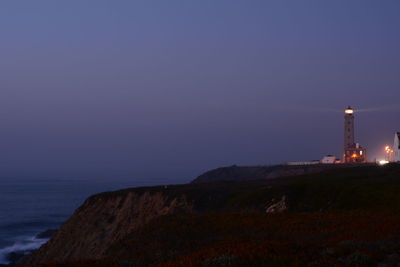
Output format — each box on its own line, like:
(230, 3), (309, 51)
(0, 176), (170, 265)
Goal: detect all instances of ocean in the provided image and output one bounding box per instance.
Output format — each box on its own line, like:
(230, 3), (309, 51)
(0, 176), (169, 265)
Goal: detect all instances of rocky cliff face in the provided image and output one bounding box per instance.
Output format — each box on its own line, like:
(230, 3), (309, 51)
(16, 164), (400, 266)
(18, 191), (193, 266)
(265, 195), (287, 213)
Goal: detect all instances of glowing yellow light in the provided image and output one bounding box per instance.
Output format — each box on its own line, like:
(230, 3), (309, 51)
(351, 153), (358, 158)
(345, 109), (353, 114)
(379, 160), (389, 165)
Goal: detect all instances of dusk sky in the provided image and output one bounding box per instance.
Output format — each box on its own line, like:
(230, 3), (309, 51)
(1, 1), (400, 183)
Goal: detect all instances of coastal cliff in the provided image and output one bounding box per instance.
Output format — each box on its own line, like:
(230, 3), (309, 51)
(18, 175), (294, 266)
(18, 191), (193, 266)
(18, 164), (400, 266)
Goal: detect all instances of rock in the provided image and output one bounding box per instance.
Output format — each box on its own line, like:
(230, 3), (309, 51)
(18, 191), (194, 266)
(265, 196), (287, 213)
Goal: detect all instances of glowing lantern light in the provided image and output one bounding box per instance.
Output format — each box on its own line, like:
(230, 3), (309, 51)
(345, 107), (354, 114)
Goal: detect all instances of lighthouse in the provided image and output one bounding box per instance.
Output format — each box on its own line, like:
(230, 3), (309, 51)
(343, 106), (367, 163)
(344, 106), (355, 150)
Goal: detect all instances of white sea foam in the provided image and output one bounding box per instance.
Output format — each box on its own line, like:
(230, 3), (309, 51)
(0, 236), (48, 264)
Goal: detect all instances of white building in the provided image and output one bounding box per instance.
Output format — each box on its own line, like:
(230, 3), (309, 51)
(320, 155), (337, 164)
(394, 132), (400, 162)
(286, 161), (320, 166)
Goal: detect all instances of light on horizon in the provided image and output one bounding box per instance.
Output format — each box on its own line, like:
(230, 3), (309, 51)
(378, 160), (389, 165)
(345, 108), (354, 114)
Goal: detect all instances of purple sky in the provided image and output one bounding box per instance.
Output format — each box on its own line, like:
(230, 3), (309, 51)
(1, 1), (400, 183)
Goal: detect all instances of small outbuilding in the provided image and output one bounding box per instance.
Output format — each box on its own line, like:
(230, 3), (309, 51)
(394, 132), (400, 162)
(320, 155), (337, 164)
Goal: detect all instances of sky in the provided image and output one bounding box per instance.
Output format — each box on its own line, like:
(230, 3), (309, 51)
(1, 1), (400, 183)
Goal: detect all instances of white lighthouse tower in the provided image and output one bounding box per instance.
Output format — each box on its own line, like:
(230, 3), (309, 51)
(344, 106), (355, 150)
(342, 106), (366, 163)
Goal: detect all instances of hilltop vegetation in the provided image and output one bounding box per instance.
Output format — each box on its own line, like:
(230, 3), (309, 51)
(190, 163), (361, 183)
(19, 164), (400, 266)
(63, 211), (400, 266)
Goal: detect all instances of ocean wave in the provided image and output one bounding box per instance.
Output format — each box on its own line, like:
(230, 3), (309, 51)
(0, 236), (48, 265)
(0, 220), (62, 231)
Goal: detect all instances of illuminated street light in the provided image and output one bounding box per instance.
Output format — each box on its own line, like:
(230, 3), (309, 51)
(384, 145), (394, 162)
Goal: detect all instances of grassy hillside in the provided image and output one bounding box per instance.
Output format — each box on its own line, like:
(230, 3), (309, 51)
(93, 164), (400, 213)
(35, 164), (400, 266)
(191, 163), (369, 183)
(66, 211), (400, 266)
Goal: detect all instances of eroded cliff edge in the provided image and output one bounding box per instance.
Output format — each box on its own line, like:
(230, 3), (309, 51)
(18, 177), (285, 266)
(18, 164), (400, 266)
(18, 189), (193, 266)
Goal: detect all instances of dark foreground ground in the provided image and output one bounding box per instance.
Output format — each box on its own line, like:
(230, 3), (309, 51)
(72, 212), (400, 266)
(18, 163), (400, 266)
